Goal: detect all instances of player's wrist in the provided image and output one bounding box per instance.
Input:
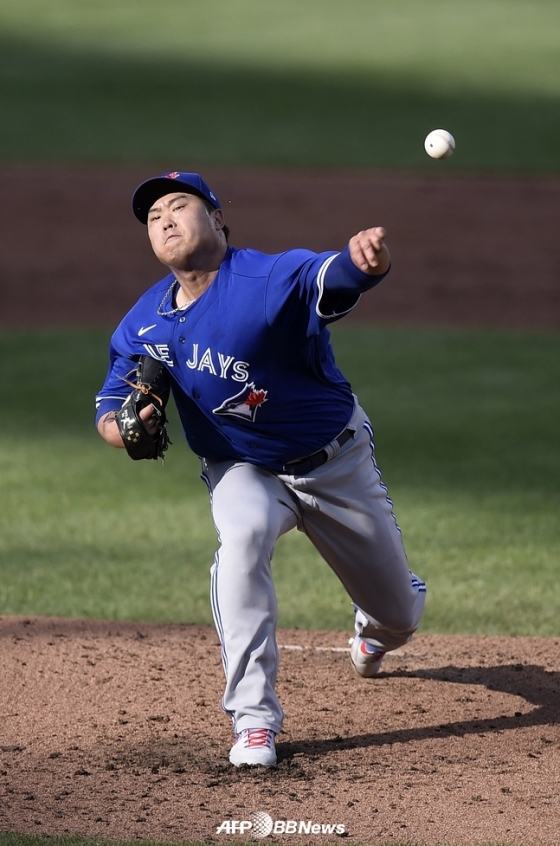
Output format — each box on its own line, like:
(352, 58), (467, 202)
(98, 411), (125, 448)
(326, 246), (390, 291)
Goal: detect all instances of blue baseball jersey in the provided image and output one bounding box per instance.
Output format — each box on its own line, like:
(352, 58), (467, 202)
(96, 245), (387, 471)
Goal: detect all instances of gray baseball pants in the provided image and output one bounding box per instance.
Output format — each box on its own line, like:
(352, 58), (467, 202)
(201, 401), (426, 735)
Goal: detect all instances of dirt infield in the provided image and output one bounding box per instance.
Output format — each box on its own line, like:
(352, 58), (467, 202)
(0, 165), (559, 844)
(1, 619), (559, 844)
(0, 164), (559, 330)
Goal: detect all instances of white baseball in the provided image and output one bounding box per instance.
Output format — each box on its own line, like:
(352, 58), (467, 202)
(424, 129), (455, 159)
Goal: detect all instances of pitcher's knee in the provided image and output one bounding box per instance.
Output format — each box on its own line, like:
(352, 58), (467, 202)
(356, 603), (424, 653)
(219, 514), (277, 558)
(357, 578), (426, 638)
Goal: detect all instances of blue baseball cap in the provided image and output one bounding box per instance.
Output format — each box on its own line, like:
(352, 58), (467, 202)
(132, 171), (221, 223)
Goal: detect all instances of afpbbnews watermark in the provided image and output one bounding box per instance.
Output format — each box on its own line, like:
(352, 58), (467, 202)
(216, 811), (347, 837)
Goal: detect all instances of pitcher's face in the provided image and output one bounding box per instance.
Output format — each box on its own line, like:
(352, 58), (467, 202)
(147, 192), (224, 269)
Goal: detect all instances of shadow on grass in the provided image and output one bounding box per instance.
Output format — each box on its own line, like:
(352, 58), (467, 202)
(1, 32), (560, 170)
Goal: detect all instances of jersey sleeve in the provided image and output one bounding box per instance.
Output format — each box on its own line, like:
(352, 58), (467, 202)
(264, 247), (390, 334)
(319, 246), (390, 318)
(94, 346), (139, 426)
(94, 275), (174, 426)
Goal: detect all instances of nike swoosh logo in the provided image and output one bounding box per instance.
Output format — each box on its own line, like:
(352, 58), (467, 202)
(138, 324), (157, 336)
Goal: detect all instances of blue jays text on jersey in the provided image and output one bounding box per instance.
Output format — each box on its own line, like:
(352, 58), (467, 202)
(96, 245), (388, 471)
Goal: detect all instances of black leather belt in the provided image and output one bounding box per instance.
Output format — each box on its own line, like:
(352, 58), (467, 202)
(281, 427), (354, 475)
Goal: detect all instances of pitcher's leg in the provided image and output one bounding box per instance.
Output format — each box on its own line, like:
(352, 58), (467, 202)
(202, 460), (299, 734)
(287, 408), (426, 652)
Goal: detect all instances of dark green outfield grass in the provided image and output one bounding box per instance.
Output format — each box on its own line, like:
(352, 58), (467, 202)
(1, 0), (559, 171)
(1, 34), (558, 172)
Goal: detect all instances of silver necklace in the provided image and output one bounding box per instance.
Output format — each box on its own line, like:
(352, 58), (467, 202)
(157, 280), (195, 317)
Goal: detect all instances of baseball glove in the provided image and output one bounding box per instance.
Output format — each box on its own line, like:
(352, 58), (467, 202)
(115, 355), (172, 461)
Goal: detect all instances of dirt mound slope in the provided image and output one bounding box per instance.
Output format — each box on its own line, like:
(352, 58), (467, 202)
(1, 617), (559, 844)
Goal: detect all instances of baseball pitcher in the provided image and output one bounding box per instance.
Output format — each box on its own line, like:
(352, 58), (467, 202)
(96, 171), (426, 767)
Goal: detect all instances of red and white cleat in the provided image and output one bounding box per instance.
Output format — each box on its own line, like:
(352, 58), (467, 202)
(229, 728), (277, 767)
(350, 636), (386, 678)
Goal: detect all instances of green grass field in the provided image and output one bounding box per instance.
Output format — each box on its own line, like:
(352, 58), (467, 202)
(2, 326), (559, 636)
(0, 0), (559, 170)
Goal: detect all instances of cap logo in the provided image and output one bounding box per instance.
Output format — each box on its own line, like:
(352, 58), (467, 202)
(165, 172), (181, 179)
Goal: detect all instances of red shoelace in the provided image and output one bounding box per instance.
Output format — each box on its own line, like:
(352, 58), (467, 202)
(238, 728), (274, 748)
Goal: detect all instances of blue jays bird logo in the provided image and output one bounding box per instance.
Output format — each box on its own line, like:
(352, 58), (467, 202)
(213, 383), (268, 421)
